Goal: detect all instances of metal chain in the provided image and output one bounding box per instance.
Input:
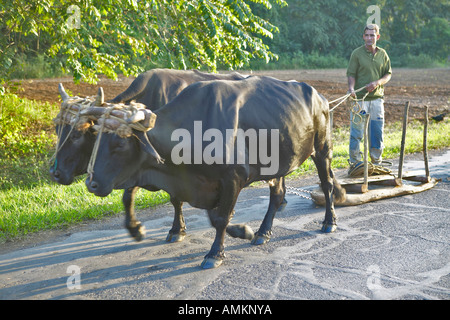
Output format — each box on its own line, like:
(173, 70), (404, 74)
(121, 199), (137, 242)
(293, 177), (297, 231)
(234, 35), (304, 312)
(285, 186), (313, 200)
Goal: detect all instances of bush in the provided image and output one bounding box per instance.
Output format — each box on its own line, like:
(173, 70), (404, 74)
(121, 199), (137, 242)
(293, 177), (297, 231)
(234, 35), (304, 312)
(391, 54), (447, 68)
(8, 53), (65, 80)
(0, 93), (57, 160)
(0, 93), (58, 189)
(248, 51), (348, 70)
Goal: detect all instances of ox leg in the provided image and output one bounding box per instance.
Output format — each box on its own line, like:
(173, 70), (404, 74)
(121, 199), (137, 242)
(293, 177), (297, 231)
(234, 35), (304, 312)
(311, 150), (337, 233)
(123, 187), (146, 241)
(252, 177), (286, 245)
(166, 197), (187, 243)
(201, 169), (245, 269)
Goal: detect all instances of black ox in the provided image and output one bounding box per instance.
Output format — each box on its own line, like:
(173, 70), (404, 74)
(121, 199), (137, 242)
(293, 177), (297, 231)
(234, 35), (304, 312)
(83, 76), (346, 269)
(50, 69), (256, 243)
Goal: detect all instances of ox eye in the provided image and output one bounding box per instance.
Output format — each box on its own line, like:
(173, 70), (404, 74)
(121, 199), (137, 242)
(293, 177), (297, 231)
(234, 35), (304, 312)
(70, 130), (83, 141)
(112, 138), (128, 152)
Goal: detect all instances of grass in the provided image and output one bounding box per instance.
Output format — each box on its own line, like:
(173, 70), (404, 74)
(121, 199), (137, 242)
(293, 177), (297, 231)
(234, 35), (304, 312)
(0, 92), (449, 243)
(0, 180), (169, 241)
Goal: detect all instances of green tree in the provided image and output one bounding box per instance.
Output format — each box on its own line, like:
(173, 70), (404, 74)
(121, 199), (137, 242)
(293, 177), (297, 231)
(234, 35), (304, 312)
(375, 0), (449, 61)
(419, 17), (450, 60)
(251, 0), (448, 68)
(0, 0), (286, 84)
(252, 0), (376, 58)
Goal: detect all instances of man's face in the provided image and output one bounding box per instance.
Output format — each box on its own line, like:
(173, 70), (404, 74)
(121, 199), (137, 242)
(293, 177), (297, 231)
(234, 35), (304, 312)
(363, 29), (380, 47)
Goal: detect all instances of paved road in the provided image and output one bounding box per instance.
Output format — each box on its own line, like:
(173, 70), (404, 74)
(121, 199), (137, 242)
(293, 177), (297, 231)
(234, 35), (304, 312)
(0, 150), (449, 300)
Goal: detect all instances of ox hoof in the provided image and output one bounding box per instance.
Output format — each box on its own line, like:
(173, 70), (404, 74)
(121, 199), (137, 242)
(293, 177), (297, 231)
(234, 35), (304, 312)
(166, 232), (186, 243)
(251, 232), (271, 246)
(201, 257), (223, 269)
(128, 225), (146, 242)
(226, 224), (254, 241)
(321, 223), (337, 233)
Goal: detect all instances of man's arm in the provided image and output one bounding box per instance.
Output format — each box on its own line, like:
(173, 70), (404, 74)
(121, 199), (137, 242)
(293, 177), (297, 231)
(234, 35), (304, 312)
(348, 76), (356, 97)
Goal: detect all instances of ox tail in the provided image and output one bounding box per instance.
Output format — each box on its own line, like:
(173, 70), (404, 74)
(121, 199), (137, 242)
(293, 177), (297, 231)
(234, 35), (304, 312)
(332, 175), (346, 204)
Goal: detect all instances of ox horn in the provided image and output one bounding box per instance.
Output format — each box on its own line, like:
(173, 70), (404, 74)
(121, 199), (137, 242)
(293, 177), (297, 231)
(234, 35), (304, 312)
(58, 83), (70, 102)
(95, 87), (104, 106)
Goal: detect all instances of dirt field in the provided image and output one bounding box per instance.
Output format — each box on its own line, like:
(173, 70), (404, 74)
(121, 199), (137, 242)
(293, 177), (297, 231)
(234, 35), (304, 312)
(11, 68), (449, 128)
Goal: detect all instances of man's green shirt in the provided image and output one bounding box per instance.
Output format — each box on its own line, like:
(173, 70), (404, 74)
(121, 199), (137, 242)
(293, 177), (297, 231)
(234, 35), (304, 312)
(347, 45), (392, 100)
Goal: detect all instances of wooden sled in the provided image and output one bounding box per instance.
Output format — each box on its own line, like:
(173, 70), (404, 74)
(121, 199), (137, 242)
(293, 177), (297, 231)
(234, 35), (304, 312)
(312, 103), (439, 207)
(311, 172), (440, 207)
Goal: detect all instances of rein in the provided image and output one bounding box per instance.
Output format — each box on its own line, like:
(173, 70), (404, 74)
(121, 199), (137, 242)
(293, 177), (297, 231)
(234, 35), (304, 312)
(328, 86), (367, 112)
(328, 86), (370, 125)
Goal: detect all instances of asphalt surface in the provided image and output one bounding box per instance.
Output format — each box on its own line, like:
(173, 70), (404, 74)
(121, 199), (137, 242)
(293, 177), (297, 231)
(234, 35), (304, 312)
(0, 149), (449, 300)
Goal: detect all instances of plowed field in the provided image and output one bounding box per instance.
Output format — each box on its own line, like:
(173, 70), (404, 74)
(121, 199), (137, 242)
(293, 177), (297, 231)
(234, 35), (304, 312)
(11, 68), (449, 127)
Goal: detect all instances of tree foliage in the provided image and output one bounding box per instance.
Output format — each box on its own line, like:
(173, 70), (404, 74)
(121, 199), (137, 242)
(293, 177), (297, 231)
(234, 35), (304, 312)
(0, 0), (286, 84)
(253, 0), (449, 66)
(1, 0), (448, 85)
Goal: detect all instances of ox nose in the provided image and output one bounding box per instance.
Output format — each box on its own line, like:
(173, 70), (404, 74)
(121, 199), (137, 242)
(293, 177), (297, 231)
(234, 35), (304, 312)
(50, 167), (60, 181)
(86, 178), (99, 193)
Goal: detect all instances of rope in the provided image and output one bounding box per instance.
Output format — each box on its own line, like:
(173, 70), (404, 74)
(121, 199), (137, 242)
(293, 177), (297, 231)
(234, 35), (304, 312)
(328, 86), (367, 113)
(350, 91), (370, 125)
(85, 103), (154, 182)
(91, 104), (153, 137)
(86, 106), (113, 182)
(347, 161), (392, 177)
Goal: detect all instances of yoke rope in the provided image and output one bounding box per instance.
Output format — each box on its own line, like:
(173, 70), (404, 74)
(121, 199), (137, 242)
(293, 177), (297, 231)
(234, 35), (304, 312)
(85, 104), (154, 182)
(86, 106), (114, 182)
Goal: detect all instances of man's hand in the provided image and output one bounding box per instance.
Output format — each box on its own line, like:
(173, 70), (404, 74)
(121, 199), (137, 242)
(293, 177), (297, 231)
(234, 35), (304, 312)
(366, 80), (380, 92)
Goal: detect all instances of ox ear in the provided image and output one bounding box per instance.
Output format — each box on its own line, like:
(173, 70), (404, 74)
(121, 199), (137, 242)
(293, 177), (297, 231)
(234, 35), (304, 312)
(135, 131), (164, 164)
(58, 83), (70, 102)
(95, 87), (104, 106)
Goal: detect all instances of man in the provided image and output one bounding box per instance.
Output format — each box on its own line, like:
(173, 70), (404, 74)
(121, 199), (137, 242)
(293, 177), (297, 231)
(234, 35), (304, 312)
(347, 24), (392, 168)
